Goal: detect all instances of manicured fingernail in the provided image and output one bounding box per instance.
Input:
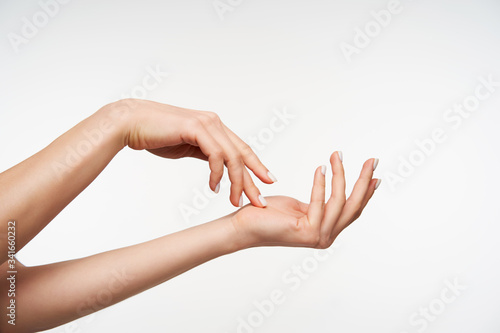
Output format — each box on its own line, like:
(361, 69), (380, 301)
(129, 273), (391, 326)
(320, 165), (327, 175)
(338, 151), (343, 163)
(267, 171), (278, 183)
(238, 195), (244, 207)
(214, 182), (220, 194)
(258, 194), (267, 207)
(373, 158), (379, 171)
(375, 178), (382, 190)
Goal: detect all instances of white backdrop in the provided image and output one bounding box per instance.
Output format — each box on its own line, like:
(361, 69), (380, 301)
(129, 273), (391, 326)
(1, 0), (500, 332)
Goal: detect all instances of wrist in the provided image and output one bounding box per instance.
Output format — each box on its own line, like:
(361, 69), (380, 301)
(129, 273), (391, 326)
(98, 99), (139, 148)
(182, 215), (250, 259)
(224, 213), (257, 251)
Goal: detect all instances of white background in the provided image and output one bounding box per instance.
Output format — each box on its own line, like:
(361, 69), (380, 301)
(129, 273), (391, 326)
(1, 0), (500, 332)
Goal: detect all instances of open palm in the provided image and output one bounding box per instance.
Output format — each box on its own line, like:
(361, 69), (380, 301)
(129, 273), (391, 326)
(231, 152), (381, 249)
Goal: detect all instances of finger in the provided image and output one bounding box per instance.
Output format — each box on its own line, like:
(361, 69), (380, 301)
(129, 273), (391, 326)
(223, 124), (277, 184)
(360, 178), (381, 211)
(242, 169), (267, 208)
(187, 124), (226, 193)
(307, 165), (326, 226)
(332, 158), (377, 236)
(226, 158), (245, 207)
(198, 114), (245, 206)
(321, 151), (346, 236)
(208, 154), (225, 193)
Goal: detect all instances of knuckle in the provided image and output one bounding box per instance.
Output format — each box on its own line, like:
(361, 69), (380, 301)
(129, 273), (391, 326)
(307, 232), (321, 248)
(240, 144), (255, 158)
(352, 211), (362, 221)
(317, 237), (331, 249)
(346, 199), (362, 213)
(209, 149), (224, 160)
(200, 111), (220, 124)
(331, 193), (346, 206)
(209, 165), (223, 176)
(197, 114), (210, 125)
(247, 182), (259, 193)
(206, 111), (220, 120)
(316, 236), (326, 249)
(228, 167), (244, 182)
(226, 153), (243, 167)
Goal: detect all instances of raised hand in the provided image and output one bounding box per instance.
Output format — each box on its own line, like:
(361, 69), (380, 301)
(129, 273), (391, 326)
(117, 99), (276, 208)
(230, 152), (380, 249)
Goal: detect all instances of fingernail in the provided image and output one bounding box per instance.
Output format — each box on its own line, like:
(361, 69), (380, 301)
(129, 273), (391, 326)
(267, 171), (278, 183)
(320, 165), (327, 175)
(338, 151), (343, 163)
(214, 182), (220, 194)
(258, 194), (267, 207)
(373, 158), (379, 171)
(238, 195), (244, 207)
(375, 178), (382, 190)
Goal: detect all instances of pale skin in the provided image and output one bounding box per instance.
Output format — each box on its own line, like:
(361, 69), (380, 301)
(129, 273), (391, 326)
(0, 99), (380, 332)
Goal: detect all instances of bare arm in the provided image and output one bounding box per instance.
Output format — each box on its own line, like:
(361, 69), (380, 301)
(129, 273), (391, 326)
(0, 99), (275, 263)
(0, 104), (128, 262)
(0, 215), (242, 332)
(0, 152), (380, 332)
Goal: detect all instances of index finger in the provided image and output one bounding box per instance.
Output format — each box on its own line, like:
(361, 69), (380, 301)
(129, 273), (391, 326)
(222, 124), (277, 184)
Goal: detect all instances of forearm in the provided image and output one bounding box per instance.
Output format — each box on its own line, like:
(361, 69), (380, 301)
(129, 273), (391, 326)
(0, 102), (131, 261)
(0, 214), (245, 332)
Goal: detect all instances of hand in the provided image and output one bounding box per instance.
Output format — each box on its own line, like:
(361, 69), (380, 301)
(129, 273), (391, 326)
(230, 152), (380, 249)
(111, 99), (276, 208)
